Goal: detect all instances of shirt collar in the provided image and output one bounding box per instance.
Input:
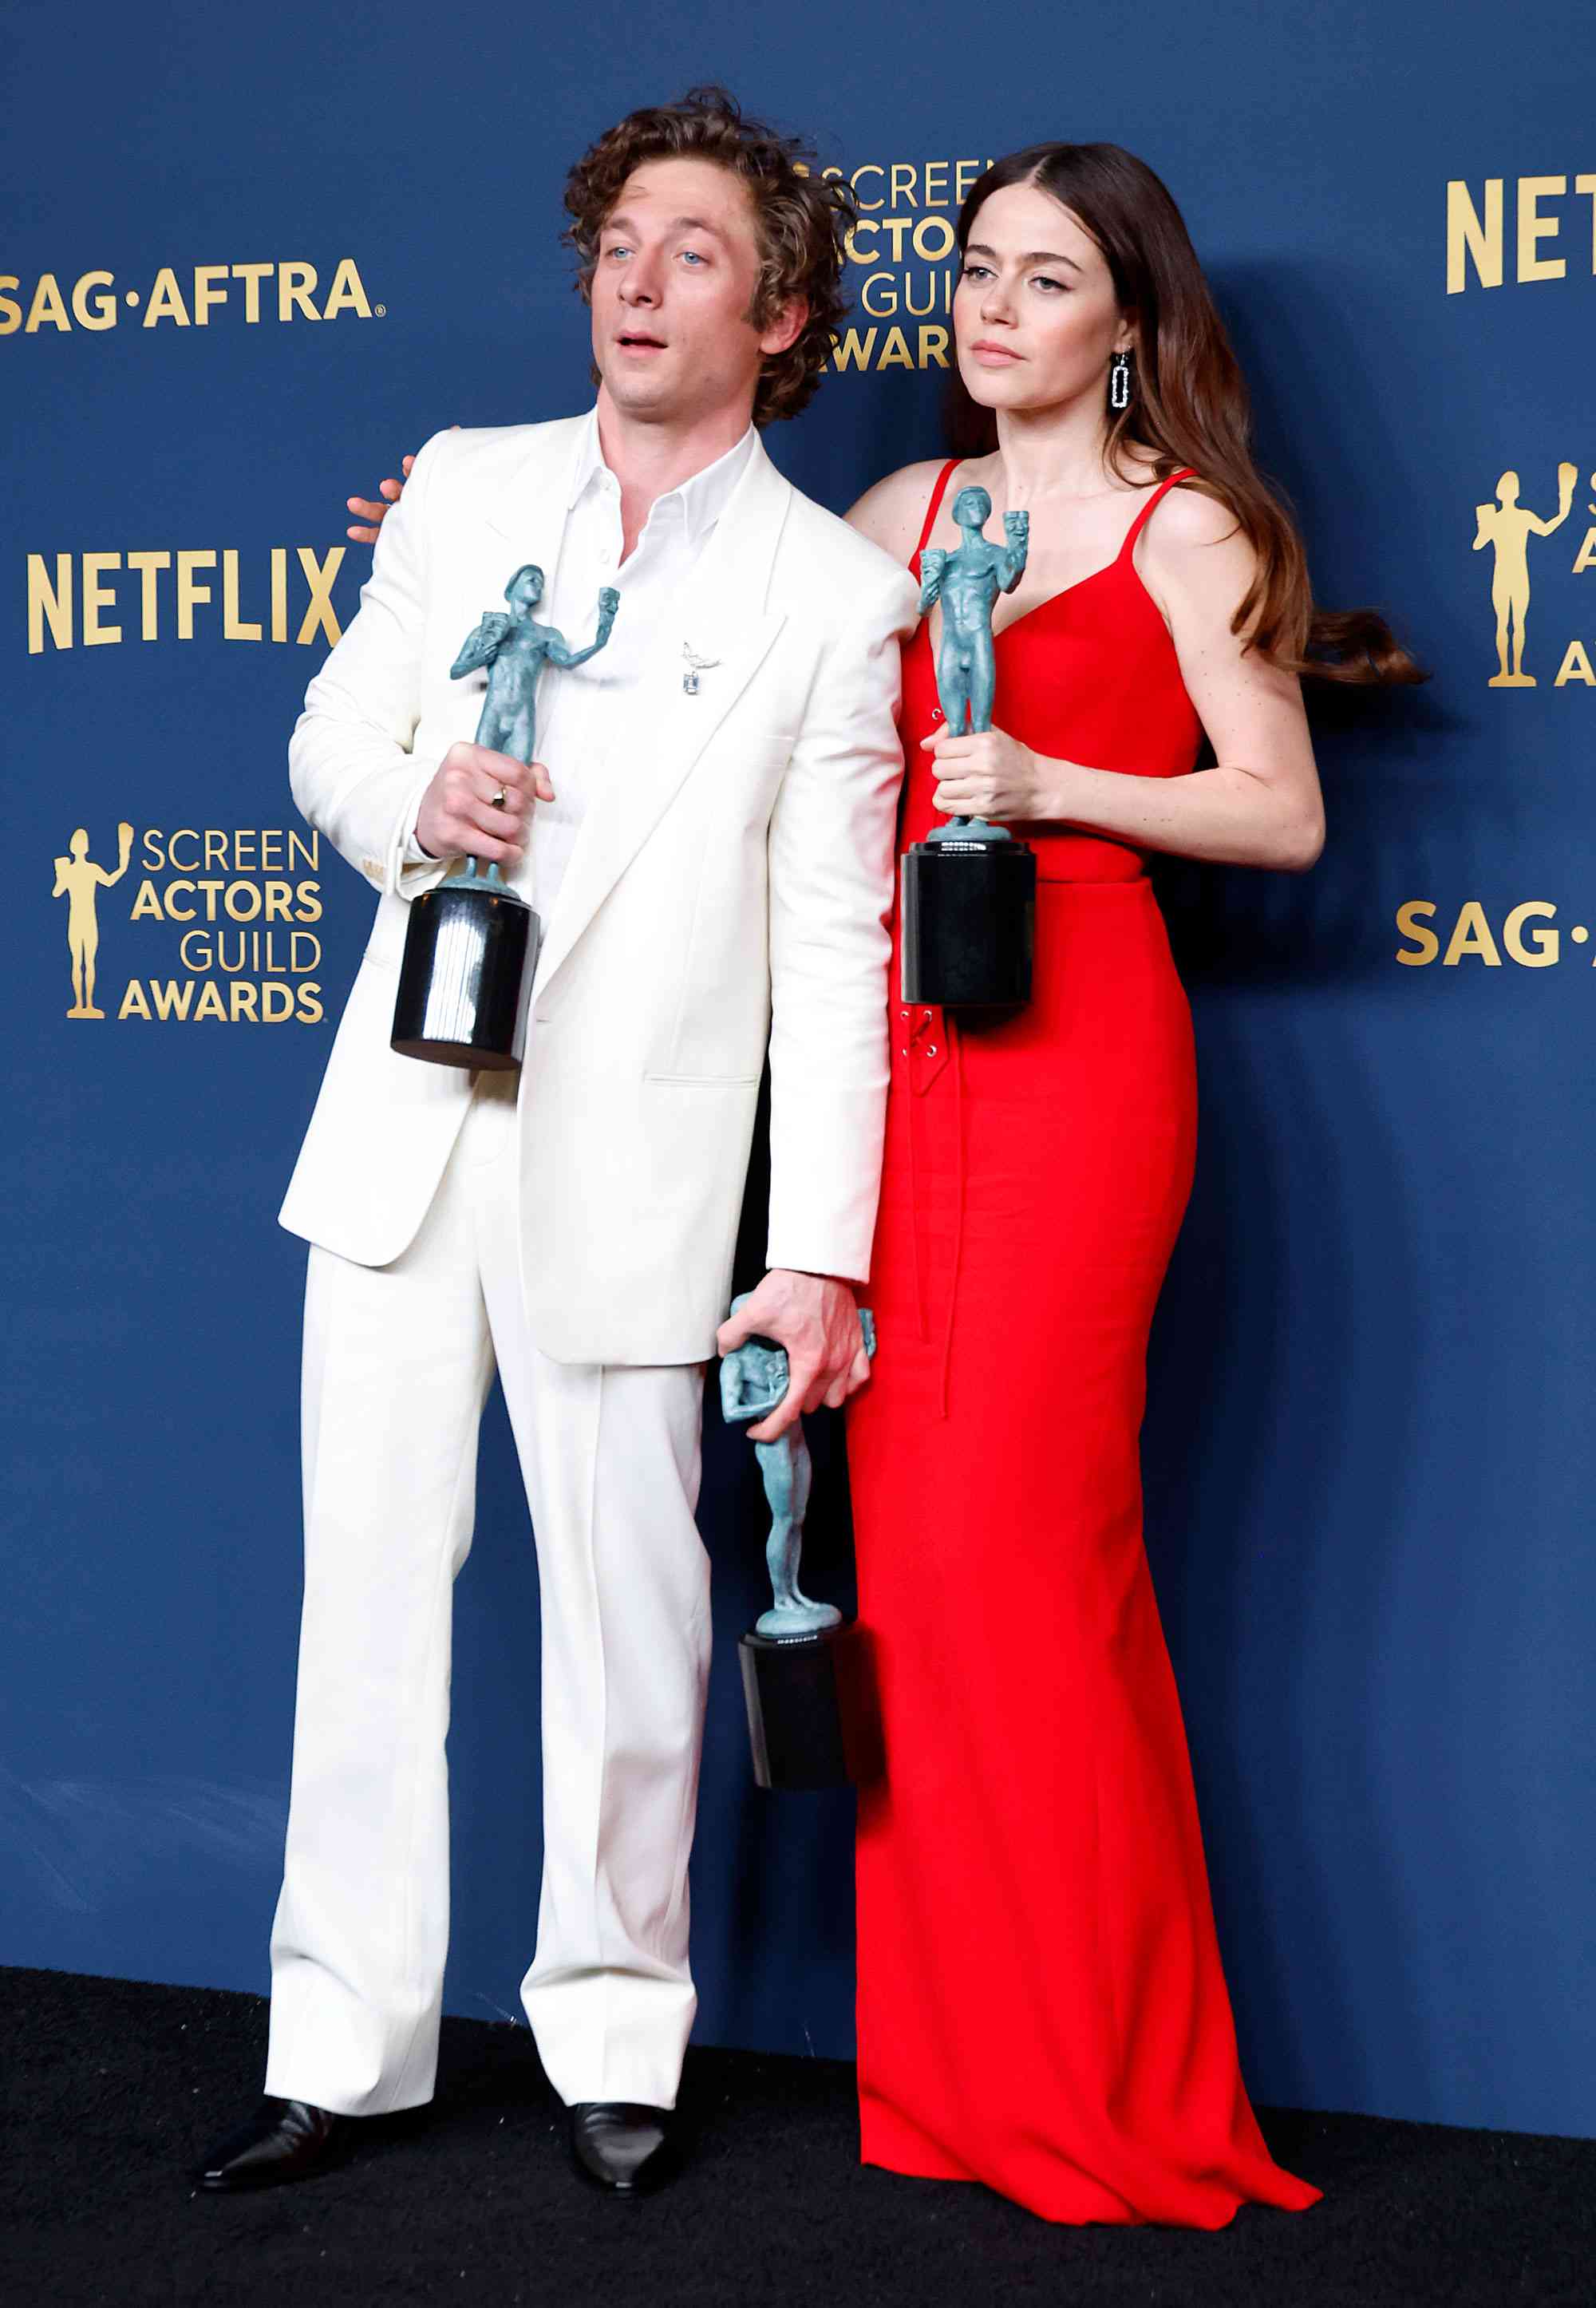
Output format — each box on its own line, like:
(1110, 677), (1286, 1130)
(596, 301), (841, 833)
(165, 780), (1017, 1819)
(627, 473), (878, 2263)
(567, 407), (757, 548)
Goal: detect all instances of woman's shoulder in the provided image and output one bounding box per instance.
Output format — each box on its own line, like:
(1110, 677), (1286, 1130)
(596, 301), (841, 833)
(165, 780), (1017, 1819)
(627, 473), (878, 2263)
(1134, 470), (1260, 626)
(845, 457), (960, 560)
(1140, 469), (1238, 545)
(1132, 469), (1250, 594)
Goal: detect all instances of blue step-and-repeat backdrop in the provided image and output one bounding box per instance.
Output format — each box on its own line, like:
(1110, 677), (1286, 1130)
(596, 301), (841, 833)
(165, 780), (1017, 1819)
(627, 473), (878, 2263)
(6, 0), (1594, 2137)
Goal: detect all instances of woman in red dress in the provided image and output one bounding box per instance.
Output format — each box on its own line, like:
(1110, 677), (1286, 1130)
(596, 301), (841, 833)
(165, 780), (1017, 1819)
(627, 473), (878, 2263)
(843, 143), (1417, 2227)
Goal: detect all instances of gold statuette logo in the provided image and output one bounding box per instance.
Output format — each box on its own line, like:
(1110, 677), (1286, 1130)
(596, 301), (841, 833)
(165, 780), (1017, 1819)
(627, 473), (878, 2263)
(48, 824), (326, 1030)
(1467, 460), (1596, 688)
(52, 822), (133, 1017)
(1473, 463), (1578, 686)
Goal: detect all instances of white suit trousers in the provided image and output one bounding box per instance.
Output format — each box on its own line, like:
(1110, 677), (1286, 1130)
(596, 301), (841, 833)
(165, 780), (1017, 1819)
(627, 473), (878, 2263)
(264, 1069), (711, 2115)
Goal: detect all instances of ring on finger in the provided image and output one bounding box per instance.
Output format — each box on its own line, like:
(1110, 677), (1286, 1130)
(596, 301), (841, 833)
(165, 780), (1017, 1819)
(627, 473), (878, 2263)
(488, 786), (508, 810)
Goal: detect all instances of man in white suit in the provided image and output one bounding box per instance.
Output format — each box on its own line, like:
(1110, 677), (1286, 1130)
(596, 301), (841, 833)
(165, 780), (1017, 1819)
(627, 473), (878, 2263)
(197, 89), (918, 2196)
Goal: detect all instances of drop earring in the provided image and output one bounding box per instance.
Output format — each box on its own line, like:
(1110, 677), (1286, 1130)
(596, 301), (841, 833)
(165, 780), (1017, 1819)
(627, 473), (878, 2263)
(1109, 349), (1132, 413)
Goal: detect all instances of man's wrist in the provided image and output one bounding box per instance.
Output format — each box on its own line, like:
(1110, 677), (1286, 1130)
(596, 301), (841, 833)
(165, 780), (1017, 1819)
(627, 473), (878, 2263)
(403, 799), (438, 863)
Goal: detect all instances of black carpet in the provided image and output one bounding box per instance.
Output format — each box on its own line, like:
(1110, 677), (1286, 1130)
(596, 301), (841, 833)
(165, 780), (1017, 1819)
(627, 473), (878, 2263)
(2, 1966), (1590, 2307)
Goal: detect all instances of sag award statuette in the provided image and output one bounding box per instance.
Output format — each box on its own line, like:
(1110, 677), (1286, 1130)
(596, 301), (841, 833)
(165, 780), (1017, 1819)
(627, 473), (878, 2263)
(391, 565), (618, 1069)
(720, 1297), (878, 1791)
(900, 486), (1037, 1009)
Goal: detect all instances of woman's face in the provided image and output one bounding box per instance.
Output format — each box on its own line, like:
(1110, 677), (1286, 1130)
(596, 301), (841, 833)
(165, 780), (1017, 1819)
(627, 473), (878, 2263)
(953, 179), (1131, 417)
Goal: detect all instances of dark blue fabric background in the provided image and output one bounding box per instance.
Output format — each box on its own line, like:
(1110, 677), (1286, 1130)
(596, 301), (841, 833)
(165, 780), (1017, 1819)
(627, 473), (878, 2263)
(5, 0), (1592, 2136)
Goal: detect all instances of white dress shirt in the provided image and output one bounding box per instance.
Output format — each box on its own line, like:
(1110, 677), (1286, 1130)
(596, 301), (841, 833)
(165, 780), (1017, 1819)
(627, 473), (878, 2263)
(411, 409), (757, 930)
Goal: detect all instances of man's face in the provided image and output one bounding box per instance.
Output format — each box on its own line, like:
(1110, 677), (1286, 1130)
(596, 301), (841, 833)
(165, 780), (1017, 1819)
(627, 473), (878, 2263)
(590, 156), (802, 430)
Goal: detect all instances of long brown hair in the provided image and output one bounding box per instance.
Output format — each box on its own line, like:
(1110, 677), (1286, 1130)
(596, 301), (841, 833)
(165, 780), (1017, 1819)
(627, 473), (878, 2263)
(952, 144), (1422, 686)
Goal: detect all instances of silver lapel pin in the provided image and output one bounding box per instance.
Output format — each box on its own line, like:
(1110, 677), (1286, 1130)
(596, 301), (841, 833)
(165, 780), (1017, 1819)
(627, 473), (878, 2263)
(681, 642), (721, 697)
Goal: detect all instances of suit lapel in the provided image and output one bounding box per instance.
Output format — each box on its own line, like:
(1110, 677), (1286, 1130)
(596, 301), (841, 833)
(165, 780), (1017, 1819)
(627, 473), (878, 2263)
(480, 415), (590, 603)
(531, 439), (792, 998)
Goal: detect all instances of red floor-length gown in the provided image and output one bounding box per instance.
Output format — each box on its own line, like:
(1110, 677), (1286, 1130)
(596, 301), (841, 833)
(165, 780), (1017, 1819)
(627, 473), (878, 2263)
(845, 460), (1321, 2227)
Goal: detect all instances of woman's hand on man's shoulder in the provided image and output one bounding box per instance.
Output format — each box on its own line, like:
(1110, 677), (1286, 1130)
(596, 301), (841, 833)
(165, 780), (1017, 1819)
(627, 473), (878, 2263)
(346, 456), (414, 545)
(345, 425), (459, 544)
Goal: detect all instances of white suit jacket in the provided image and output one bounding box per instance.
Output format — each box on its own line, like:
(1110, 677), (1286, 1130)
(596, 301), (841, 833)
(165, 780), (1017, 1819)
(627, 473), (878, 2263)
(279, 416), (920, 1363)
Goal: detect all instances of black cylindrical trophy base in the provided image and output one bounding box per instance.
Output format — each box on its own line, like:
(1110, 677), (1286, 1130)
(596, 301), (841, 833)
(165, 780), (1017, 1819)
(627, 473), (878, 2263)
(391, 879), (539, 1070)
(900, 837), (1036, 1009)
(741, 1622), (879, 1791)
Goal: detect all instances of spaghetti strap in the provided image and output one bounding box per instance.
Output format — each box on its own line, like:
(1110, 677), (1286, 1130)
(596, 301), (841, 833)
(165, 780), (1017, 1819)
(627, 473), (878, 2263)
(914, 459), (962, 559)
(1118, 466), (1198, 559)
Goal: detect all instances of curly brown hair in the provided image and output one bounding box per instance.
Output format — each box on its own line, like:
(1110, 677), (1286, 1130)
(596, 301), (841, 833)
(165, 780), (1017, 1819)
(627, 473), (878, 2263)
(563, 85), (856, 427)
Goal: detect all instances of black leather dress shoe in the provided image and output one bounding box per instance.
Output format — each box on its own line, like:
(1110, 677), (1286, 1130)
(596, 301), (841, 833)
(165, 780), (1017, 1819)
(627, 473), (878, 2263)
(568, 2101), (678, 2195)
(195, 2097), (347, 2191)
